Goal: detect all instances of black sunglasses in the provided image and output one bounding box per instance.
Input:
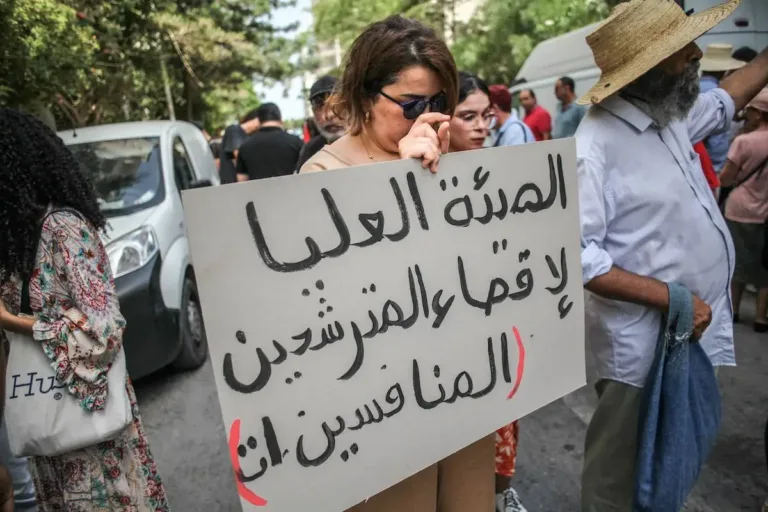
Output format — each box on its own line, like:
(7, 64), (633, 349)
(379, 90), (449, 120)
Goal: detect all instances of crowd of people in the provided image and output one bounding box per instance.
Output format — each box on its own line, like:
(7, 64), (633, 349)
(0, 0), (767, 510)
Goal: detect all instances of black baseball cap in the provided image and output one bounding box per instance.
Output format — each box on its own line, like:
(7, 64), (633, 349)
(310, 76), (337, 101)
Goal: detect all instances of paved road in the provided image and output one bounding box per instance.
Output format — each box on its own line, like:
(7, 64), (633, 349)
(134, 297), (768, 511)
(134, 360), (240, 511)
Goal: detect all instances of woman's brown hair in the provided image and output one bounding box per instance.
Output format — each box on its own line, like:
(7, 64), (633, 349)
(331, 15), (459, 136)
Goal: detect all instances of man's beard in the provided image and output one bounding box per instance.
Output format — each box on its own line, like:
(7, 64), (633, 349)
(317, 123), (344, 143)
(623, 61), (701, 128)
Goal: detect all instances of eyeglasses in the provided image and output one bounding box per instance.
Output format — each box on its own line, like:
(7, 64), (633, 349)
(379, 90), (449, 120)
(457, 111), (495, 127)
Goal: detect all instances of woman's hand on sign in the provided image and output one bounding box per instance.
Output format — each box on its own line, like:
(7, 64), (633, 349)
(398, 113), (451, 174)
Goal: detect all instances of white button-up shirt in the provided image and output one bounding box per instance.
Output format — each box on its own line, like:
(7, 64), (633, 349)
(576, 89), (737, 387)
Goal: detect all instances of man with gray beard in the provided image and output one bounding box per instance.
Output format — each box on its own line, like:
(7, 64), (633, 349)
(296, 76), (346, 171)
(575, 0), (768, 510)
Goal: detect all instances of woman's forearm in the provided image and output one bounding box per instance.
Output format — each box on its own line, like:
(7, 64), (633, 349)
(0, 313), (35, 335)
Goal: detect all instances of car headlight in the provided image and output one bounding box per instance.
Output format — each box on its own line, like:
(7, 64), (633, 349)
(106, 226), (159, 278)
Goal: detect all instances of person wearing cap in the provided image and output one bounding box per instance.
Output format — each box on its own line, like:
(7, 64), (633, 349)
(700, 43), (746, 172)
(575, 0), (768, 509)
(488, 85), (534, 147)
(718, 89), (768, 331)
(296, 76), (346, 171)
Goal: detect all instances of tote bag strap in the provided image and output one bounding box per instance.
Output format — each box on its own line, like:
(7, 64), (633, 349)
(20, 207), (86, 316)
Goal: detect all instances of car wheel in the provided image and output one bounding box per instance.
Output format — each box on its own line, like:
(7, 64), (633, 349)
(173, 276), (208, 371)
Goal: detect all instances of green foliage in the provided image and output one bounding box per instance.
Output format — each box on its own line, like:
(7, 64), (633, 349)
(311, 0), (610, 86)
(312, 0), (402, 47)
(202, 80), (261, 131)
(452, 0), (608, 84)
(0, 0), (301, 128)
(0, 0), (96, 107)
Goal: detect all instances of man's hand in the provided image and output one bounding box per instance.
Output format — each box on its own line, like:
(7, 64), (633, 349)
(692, 294), (712, 341)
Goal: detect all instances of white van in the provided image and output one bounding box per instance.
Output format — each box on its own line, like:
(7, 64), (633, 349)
(58, 121), (219, 379)
(511, 0), (768, 116)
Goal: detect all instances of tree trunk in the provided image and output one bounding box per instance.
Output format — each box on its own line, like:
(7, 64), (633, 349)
(185, 71), (194, 122)
(160, 55), (176, 120)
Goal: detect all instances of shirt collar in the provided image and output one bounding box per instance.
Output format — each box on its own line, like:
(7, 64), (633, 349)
(597, 93), (654, 132)
(496, 113), (519, 133)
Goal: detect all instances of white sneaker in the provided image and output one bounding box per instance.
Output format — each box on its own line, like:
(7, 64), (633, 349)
(495, 487), (528, 512)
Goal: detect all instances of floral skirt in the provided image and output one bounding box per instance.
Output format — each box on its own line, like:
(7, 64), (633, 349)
(28, 380), (170, 511)
(495, 421), (519, 477)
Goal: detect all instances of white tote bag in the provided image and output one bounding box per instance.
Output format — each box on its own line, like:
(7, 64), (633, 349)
(3, 325), (133, 458)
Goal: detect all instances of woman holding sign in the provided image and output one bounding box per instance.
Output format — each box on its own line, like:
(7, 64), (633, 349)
(301, 15), (495, 512)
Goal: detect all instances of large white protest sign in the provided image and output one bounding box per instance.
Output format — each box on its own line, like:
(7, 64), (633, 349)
(183, 140), (585, 511)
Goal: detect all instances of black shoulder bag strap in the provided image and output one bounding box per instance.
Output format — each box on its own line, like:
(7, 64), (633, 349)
(494, 119), (529, 146)
(517, 120), (529, 143)
(493, 126), (506, 147)
(20, 207), (85, 315)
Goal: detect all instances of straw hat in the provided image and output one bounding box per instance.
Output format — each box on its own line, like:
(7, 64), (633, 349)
(577, 0), (741, 106)
(700, 43), (746, 72)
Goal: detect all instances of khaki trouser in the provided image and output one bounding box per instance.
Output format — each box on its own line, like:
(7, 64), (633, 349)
(581, 380), (643, 512)
(346, 435), (495, 512)
(582, 373), (719, 512)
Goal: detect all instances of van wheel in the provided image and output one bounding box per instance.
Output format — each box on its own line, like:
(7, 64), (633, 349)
(173, 277), (208, 371)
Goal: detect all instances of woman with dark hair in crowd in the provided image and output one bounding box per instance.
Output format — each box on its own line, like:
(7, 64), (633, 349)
(449, 71), (494, 152)
(0, 108), (169, 511)
(449, 71), (528, 512)
(301, 16), (494, 512)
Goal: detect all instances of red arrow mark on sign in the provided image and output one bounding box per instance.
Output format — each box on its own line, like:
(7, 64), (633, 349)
(228, 419), (268, 507)
(507, 326), (526, 400)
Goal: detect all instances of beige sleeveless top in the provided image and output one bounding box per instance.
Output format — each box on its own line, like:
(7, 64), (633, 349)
(299, 145), (354, 173)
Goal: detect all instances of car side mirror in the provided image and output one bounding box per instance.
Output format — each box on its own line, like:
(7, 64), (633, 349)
(189, 179), (213, 189)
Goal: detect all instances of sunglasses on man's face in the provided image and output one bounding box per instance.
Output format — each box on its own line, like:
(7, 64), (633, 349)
(379, 90), (449, 120)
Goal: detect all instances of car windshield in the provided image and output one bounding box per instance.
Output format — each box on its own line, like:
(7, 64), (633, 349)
(68, 137), (164, 217)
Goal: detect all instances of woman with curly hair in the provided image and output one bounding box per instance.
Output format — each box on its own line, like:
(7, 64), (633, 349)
(0, 108), (169, 511)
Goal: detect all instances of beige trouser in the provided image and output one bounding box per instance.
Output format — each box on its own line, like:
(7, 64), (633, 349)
(346, 435), (495, 512)
(581, 373), (719, 512)
(581, 380), (643, 512)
